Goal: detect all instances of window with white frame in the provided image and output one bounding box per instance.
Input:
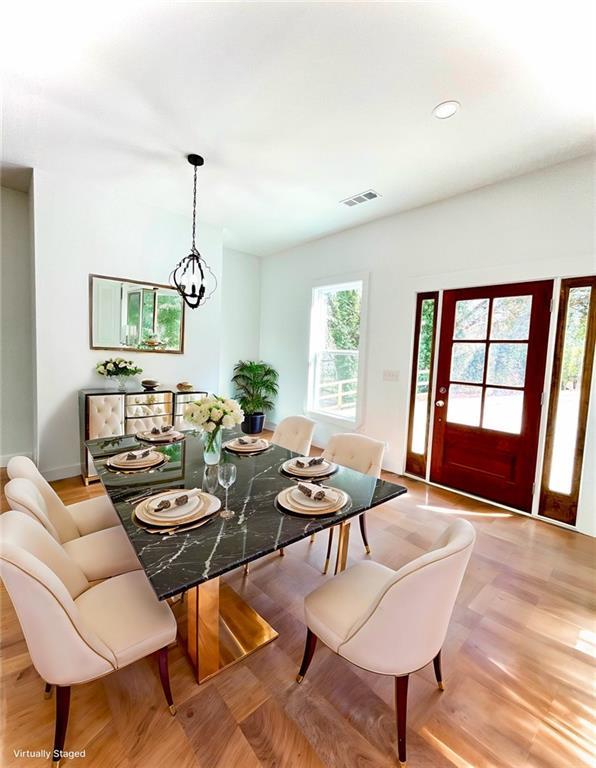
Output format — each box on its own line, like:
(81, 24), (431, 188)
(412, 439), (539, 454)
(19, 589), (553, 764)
(307, 279), (365, 422)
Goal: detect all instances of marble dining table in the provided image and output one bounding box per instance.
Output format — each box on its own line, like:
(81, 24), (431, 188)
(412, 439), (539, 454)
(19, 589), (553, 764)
(86, 428), (407, 682)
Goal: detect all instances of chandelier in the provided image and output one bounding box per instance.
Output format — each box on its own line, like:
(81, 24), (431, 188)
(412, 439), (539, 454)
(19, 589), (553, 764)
(170, 154), (217, 309)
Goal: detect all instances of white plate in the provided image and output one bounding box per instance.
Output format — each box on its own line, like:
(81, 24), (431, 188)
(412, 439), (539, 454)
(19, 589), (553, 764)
(138, 430), (184, 442)
(109, 450), (163, 469)
(277, 487), (347, 516)
(147, 490), (202, 518)
(290, 485), (340, 509)
(135, 492), (220, 527)
(282, 458), (335, 476)
(225, 438), (269, 452)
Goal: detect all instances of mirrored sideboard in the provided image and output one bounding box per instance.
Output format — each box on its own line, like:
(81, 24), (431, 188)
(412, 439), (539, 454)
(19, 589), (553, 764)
(79, 387), (207, 483)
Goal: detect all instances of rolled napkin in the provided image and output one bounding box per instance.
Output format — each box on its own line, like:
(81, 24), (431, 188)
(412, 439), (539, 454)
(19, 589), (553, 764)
(297, 483), (327, 502)
(295, 456), (325, 468)
(125, 449), (151, 461)
(237, 437), (262, 446)
(153, 488), (201, 511)
(150, 427), (160, 435)
(161, 425), (173, 433)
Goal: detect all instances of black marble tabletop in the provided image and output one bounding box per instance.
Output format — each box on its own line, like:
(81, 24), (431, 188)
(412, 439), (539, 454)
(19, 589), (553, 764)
(86, 429), (407, 600)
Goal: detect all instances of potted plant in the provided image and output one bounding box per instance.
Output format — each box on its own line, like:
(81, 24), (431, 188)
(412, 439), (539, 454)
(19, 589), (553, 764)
(232, 360), (279, 434)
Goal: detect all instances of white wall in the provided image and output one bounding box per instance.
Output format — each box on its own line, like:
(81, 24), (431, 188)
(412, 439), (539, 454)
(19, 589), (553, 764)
(259, 155), (596, 534)
(219, 247), (261, 395)
(1, 186), (35, 463)
(30, 169), (226, 479)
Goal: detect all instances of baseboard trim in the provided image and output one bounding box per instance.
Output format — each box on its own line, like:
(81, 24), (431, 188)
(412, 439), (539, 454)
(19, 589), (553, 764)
(41, 464), (81, 482)
(1, 451), (33, 468)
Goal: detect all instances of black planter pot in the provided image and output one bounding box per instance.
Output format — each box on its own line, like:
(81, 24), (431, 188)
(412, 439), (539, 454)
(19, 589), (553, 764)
(241, 413), (265, 434)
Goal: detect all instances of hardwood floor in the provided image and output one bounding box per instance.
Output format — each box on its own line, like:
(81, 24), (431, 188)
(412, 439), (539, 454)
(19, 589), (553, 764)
(1, 461), (594, 767)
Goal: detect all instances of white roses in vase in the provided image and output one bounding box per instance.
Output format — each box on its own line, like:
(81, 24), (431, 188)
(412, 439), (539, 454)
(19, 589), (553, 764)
(184, 395), (244, 457)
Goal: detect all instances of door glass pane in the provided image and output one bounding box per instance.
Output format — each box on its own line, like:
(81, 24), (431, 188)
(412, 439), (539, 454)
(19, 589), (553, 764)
(483, 388), (524, 433)
(490, 295), (532, 339)
(450, 343), (485, 383)
(486, 343), (528, 387)
(411, 298), (435, 454)
(454, 299), (489, 339)
(549, 286), (591, 494)
(447, 384), (482, 426)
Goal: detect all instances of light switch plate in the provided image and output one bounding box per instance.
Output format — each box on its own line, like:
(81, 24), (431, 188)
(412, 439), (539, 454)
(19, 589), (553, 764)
(383, 369), (399, 382)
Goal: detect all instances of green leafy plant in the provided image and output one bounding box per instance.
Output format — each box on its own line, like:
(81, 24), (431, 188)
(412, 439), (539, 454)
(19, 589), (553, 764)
(232, 360), (279, 416)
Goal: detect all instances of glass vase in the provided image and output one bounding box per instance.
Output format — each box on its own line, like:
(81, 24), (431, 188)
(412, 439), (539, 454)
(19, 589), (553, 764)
(202, 429), (222, 465)
(115, 374), (128, 392)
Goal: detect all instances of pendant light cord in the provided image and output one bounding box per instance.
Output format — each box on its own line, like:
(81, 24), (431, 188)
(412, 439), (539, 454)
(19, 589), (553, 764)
(191, 164), (198, 252)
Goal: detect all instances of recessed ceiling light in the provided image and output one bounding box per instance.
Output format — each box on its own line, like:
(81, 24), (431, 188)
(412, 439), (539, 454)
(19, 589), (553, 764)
(432, 100), (460, 119)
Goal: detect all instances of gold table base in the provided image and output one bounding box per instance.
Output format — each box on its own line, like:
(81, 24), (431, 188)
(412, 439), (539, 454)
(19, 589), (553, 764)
(185, 520), (351, 683)
(186, 578), (279, 683)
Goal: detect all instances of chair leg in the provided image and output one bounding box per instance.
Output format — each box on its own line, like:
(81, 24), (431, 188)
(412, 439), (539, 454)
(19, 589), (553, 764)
(359, 513), (371, 555)
(433, 649), (444, 691)
(51, 685), (70, 768)
(279, 548), (285, 557)
(309, 533), (316, 544)
(322, 527), (334, 574)
(157, 646), (176, 715)
(394, 674), (409, 767)
(243, 563), (250, 576)
(44, 682), (53, 699)
(296, 628), (318, 683)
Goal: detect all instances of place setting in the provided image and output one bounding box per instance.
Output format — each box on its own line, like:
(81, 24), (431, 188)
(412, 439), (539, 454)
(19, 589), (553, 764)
(223, 435), (271, 456)
(276, 481), (350, 518)
(280, 455), (338, 480)
(136, 424), (185, 444)
(132, 487), (222, 535)
(104, 448), (168, 474)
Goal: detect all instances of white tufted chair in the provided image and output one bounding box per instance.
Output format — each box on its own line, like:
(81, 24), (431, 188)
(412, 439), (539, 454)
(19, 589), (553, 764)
(296, 518), (475, 767)
(4, 478), (141, 582)
(7, 456), (120, 536)
(0, 511), (177, 767)
(271, 416), (316, 456)
(320, 433), (385, 573)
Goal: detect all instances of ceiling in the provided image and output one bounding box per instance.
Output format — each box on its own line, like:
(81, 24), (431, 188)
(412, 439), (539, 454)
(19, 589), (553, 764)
(1, 1), (594, 255)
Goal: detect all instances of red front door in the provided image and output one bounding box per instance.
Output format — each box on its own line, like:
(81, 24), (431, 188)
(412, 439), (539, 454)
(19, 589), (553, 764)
(430, 280), (553, 512)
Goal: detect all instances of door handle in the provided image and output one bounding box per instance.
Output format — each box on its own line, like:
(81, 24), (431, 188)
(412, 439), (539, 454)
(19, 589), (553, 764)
(435, 400), (445, 408)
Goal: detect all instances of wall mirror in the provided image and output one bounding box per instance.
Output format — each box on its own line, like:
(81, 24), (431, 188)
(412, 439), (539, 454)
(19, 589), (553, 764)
(90, 274), (185, 353)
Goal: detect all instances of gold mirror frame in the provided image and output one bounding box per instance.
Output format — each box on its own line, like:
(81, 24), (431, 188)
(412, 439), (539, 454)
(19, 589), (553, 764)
(89, 274), (185, 354)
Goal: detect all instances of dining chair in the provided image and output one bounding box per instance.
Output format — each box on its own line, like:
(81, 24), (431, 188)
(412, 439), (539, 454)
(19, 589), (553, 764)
(320, 433), (385, 573)
(271, 416), (316, 456)
(296, 518), (475, 767)
(7, 456), (120, 536)
(0, 510), (178, 767)
(4, 478), (141, 581)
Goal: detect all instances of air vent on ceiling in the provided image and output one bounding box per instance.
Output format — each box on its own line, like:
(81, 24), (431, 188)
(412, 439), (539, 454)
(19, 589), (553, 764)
(340, 189), (381, 207)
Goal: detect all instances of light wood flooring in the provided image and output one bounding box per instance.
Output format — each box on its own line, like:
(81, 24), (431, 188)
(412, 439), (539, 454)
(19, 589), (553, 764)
(1, 460), (595, 768)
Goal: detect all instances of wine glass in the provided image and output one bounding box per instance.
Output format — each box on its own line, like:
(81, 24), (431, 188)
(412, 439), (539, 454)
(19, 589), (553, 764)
(218, 463), (237, 519)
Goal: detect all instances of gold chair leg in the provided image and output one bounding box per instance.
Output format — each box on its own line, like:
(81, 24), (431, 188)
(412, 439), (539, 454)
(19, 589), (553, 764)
(243, 563), (250, 576)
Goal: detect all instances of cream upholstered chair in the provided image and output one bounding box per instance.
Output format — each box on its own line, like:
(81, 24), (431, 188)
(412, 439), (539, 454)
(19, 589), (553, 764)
(4, 478), (140, 581)
(7, 456), (120, 536)
(271, 416), (316, 456)
(320, 433), (385, 573)
(296, 518), (475, 767)
(0, 511), (178, 767)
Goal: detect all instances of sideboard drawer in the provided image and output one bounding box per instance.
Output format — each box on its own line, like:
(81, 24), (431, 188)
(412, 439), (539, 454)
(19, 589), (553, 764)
(125, 402), (172, 419)
(125, 392), (173, 408)
(125, 414), (173, 434)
